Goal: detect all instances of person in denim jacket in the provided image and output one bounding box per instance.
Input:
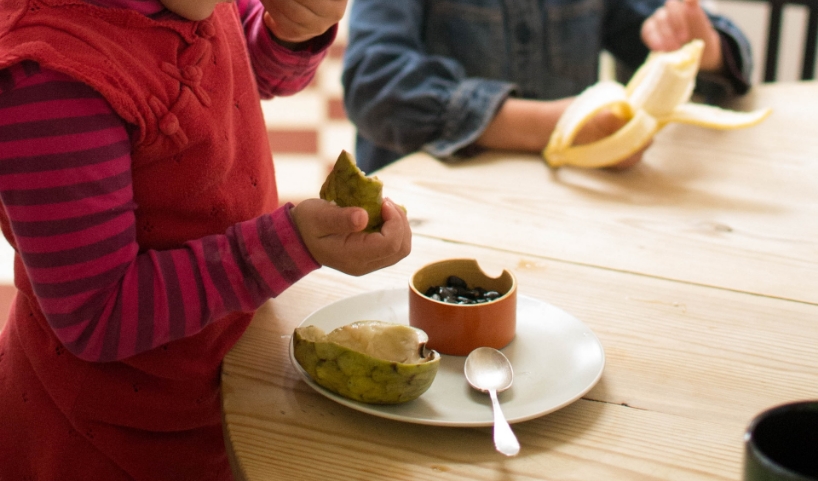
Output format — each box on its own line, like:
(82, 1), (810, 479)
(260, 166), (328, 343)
(342, 0), (753, 173)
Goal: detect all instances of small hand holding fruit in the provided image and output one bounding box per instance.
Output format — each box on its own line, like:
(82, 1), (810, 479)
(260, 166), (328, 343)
(290, 151), (411, 277)
(290, 197), (411, 277)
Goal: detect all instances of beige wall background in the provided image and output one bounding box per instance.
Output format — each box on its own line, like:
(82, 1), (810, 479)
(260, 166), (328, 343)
(713, 1), (816, 83)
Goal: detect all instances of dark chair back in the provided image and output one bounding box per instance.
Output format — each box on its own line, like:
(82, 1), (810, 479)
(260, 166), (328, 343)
(742, 0), (818, 81)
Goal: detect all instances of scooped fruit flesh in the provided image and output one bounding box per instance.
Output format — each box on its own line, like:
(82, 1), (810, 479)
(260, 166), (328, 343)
(320, 150), (385, 232)
(292, 321), (440, 404)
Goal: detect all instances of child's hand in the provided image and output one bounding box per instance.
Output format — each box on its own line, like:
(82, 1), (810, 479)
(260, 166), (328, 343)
(641, 0), (723, 72)
(260, 0), (347, 46)
(290, 198), (411, 276)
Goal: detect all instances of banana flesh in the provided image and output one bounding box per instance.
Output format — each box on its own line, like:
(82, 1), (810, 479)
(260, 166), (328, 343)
(544, 40), (772, 168)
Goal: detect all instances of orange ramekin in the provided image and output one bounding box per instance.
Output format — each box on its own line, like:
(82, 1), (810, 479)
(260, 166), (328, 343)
(408, 258), (517, 356)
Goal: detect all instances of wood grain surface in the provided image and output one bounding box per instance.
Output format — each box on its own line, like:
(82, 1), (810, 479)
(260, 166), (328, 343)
(376, 83), (818, 303)
(222, 82), (818, 481)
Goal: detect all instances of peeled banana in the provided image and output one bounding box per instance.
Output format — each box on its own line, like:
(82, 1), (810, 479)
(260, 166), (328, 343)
(544, 40), (772, 168)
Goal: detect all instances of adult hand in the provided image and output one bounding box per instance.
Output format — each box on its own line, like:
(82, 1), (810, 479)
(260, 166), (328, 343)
(290, 198), (412, 276)
(260, 0), (347, 46)
(641, 0), (723, 72)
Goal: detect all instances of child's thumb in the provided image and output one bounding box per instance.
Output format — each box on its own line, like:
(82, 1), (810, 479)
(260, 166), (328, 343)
(347, 208), (369, 232)
(319, 205), (368, 235)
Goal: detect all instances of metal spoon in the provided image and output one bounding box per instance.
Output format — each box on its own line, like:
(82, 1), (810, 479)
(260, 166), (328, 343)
(464, 347), (520, 456)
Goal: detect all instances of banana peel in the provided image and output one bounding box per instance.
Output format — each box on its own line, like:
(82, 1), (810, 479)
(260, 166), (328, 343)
(544, 40), (772, 168)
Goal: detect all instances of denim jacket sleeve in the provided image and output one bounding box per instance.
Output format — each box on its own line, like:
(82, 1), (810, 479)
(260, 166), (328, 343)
(342, 0), (754, 169)
(342, 0), (516, 162)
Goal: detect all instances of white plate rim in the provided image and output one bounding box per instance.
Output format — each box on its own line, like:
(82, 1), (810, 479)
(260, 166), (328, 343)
(288, 288), (605, 427)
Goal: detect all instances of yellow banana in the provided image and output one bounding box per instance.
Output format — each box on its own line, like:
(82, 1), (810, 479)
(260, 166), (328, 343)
(544, 40), (772, 168)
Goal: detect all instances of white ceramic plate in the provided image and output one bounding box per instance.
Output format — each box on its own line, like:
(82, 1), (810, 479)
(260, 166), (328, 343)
(288, 288), (604, 427)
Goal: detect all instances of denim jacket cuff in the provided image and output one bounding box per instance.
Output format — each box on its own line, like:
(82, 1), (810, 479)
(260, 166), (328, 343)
(423, 78), (516, 159)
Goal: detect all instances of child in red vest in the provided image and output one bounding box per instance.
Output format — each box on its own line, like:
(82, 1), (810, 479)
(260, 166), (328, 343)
(0, 0), (411, 478)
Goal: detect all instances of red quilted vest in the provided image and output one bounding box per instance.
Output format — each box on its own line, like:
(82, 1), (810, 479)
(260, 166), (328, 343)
(0, 0), (277, 478)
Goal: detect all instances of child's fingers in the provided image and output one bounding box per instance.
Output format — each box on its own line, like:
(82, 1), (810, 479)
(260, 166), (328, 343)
(347, 207), (369, 233)
(366, 199), (411, 260)
(291, 199), (368, 238)
(328, 206), (367, 235)
(375, 200), (406, 241)
(380, 198), (406, 222)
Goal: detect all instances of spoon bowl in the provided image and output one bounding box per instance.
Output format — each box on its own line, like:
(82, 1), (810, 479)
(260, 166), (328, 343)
(465, 346), (514, 393)
(464, 347), (520, 456)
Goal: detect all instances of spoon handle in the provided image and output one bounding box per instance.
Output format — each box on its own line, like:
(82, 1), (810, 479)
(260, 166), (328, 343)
(489, 389), (520, 456)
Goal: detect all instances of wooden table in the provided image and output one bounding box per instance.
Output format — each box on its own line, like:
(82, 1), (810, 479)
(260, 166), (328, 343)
(222, 81), (818, 480)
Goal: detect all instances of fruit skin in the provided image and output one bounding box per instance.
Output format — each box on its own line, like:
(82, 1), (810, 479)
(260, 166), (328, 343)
(292, 322), (440, 404)
(320, 150), (385, 232)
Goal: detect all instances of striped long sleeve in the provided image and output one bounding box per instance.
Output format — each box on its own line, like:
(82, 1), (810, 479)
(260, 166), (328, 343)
(237, 0), (336, 99)
(0, 8), (325, 361)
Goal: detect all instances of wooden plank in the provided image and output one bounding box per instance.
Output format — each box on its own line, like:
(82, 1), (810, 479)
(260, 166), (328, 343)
(373, 82), (818, 304)
(225, 394), (742, 481)
(222, 235), (818, 481)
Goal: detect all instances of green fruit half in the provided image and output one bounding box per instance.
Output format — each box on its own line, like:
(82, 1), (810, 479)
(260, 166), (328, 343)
(320, 150), (385, 232)
(292, 321), (440, 404)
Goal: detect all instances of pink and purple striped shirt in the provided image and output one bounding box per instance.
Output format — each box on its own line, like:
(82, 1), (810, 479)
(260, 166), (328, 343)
(0, 0), (325, 362)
